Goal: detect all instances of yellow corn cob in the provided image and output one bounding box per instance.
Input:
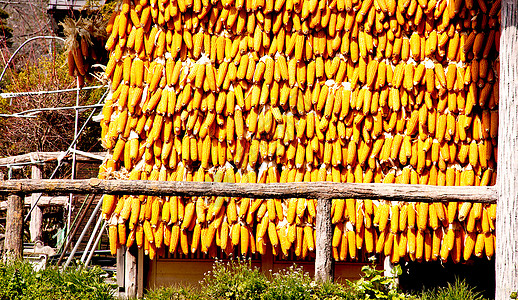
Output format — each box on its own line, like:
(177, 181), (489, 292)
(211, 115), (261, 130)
(109, 224), (119, 255)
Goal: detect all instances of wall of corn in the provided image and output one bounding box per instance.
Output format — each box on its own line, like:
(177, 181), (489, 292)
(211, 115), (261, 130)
(98, 0), (500, 263)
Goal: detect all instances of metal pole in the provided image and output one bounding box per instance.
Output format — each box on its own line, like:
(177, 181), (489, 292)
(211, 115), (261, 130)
(67, 76), (80, 246)
(80, 214), (103, 263)
(85, 222), (106, 267)
(56, 194), (96, 266)
(62, 196), (103, 269)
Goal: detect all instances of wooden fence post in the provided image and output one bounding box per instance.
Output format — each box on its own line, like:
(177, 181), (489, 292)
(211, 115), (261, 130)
(30, 165), (43, 243)
(496, 0), (518, 298)
(315, 198), (333, 282)
(124, 246), (137, 297)
(4, 194), (24, 260)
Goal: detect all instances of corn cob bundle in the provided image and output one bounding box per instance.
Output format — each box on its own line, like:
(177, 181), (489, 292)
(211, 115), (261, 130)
(100, 0), (499, 262)
(63, 16), (109, 87)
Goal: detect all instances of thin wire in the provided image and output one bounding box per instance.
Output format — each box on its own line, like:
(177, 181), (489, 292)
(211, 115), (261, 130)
(23, 88), (109, 222)
(0, 85), (106, 98)
(0, 104), (104, 118)
(0, 36), (66, 86)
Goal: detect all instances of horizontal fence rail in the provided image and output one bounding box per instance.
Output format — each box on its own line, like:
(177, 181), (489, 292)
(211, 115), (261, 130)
(0, 178), (498, 203)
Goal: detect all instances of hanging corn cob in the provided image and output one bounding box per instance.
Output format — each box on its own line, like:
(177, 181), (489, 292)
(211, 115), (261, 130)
(63, 15), (109, 87)
(100, 0), (499, 263)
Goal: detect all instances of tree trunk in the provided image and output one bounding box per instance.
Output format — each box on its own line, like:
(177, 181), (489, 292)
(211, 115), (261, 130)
(4, 194), (23, 260)
(315, 198), (333, 282)
(496, 0), (518, 297)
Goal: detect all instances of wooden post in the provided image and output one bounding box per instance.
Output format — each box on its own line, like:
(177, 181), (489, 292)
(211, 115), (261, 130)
(30, 165), (43, 243)
(137, 248), (145, 298)
(496, 0), (518, 297)
(124, 246), (137, 297)
(115, 245), (137, 298)
(315, 198), (333, 282)
(116, 246), (125, 293)
(4, 194), (24, 260)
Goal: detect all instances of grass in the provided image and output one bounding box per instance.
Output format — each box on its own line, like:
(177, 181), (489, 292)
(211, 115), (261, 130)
(418, 279), (489, 300)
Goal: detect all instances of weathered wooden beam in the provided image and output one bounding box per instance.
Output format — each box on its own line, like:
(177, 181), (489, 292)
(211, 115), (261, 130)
(0, 151), (106, 166)
(0, 196), (68, 210)
(496, 0), (518, 297)
(3, 194), (23, 260)
(0, 179), (498, 203)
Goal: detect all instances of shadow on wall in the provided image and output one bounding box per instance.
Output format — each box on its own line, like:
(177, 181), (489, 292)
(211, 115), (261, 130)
(399, 257), (495, 298)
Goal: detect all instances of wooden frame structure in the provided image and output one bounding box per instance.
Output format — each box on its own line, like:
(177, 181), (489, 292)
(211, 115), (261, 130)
(0, 179), (500, 295)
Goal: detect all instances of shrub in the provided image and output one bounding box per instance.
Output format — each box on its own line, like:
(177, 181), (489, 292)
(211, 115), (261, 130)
(417, 278), (488, 300)
(0, 260), (115, 300)
(347, 258), (411, 300)
(147, 259), (353, 300)
(200, 258), (267, 300)
(261, 265), (316, 300)
(144, 285), (200, 300)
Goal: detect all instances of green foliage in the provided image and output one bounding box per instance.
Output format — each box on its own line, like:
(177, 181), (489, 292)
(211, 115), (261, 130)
(262, 265), (352, 300)
(417, 279), (488, 300)
(144, 285), (201, 300)
(0, 260), (115, 300)
(201, 258), (268, 300)
(0, 258), (492, 300)
(144, 259), (352, 300)
(261, 265), (315, 300)
(347, 258), (410, 300)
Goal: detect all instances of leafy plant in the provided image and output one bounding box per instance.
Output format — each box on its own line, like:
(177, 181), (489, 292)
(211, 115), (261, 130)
(200, 258), (267, 300)
(417, 278), (488, 300)
(0, 260), (116, 300)
(347, 257), (410, 300)
(261, 265), (316, 300)
(144, 285), (200, 300)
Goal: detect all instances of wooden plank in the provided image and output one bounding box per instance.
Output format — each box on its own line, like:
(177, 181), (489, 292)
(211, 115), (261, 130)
(116, 246), (125, 291)
(137, 249), (144, 298)
(496, 0), (518, 297)
(0, 196), (69, 210)
(3, 194), (23, 260)
(30, 165), (43, 243)
(315, 198), (333, 282)
(0, 151), (106, 166)
(0, 179), (498, 203)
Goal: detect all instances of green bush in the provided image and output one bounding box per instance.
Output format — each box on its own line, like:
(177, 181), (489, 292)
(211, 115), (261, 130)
(261, 265), (316, 300)
(262, 265), (352, 300)
(0, 260), (115, 300)
(347, 258), (410, 300)
(0, 258), (491, 300)
(417, 279), (488, 300)
(145, 258), (352, 300)
(200, 258), (268, 300)
(143, 285), (200, 300)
